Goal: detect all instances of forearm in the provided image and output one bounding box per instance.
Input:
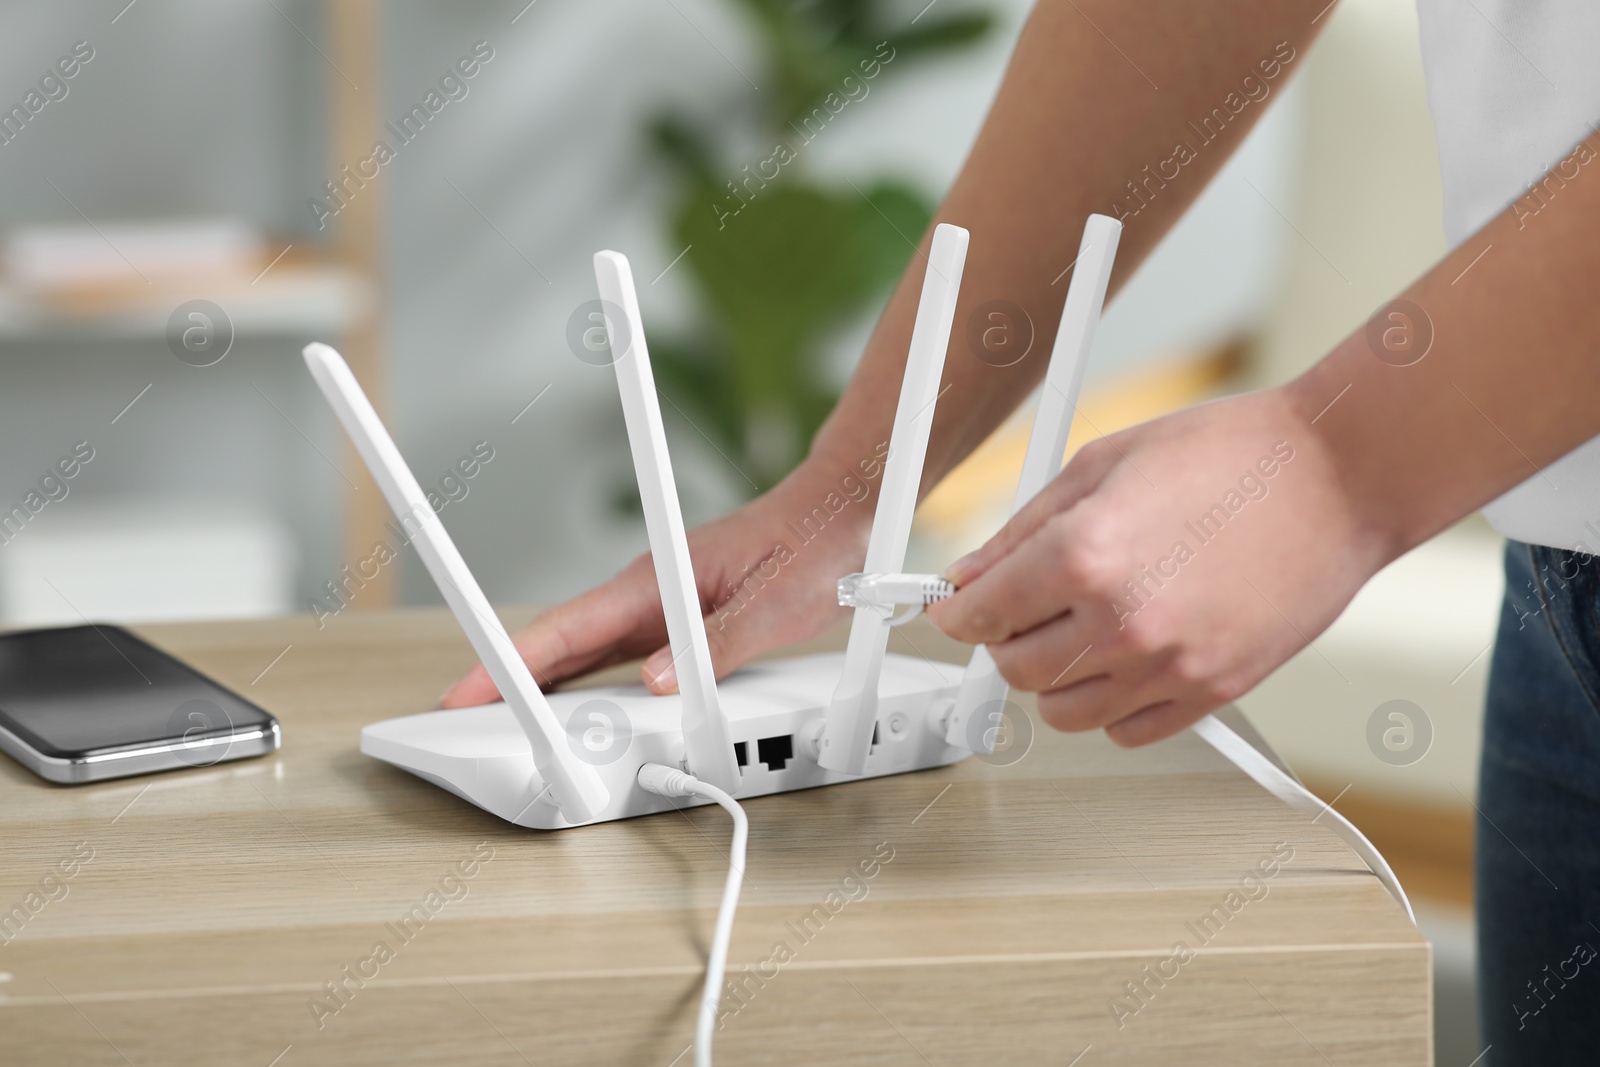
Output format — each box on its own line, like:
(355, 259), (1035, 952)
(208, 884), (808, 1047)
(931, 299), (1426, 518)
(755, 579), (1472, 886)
(799, 0), (1334, 500)
(1291, 129), (1600, 562)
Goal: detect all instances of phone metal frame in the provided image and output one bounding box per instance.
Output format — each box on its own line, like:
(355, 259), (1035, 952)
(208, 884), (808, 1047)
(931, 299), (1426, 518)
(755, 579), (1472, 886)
(0, 717), (281, 784)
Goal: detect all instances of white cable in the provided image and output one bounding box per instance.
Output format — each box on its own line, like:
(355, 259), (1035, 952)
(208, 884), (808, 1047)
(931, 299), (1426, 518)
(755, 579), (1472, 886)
(1189, 714), (1415, 924)
(831, 579), (1413, 923)
(637, 763), (748, 1067)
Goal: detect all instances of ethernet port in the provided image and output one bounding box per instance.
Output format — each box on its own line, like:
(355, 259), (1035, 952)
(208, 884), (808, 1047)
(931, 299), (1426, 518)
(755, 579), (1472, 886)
(757, 734), (793, 772)
(734, 741), (748, 769)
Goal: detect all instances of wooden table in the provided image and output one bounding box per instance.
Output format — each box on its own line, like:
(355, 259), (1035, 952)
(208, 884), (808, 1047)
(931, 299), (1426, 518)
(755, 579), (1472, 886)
(0, 609), (1430, 1065)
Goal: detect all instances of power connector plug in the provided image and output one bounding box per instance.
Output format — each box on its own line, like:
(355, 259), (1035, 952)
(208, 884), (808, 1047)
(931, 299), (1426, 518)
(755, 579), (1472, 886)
(637, 762), (698, 798)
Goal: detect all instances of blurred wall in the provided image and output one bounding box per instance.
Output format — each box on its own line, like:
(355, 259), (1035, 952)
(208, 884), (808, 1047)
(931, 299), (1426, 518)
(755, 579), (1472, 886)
(1231, 0), (1490, 812)
(1247, 0), (1447, 388)
(0, 0), (1300, 617)
(0, 1), (337, 623)
(380, 0), (1301, 606)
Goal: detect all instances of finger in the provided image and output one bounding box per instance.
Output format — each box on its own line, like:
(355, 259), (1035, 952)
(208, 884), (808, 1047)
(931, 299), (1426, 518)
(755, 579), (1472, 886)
(518, 573), (667, 682)
(1104, 699), (1210, 747)
(945, 437), (1122, 587)
(931, 504), (1123, 646)
(1033, 676), (1126, 732)
(986, 598), (1185, 694)
(438, 662), (501, 710)
(1034, 666), (1169, 733)
(641, 550), (847, 693)
(439, 563), (663, 708)
(985, 610), (1100, 692)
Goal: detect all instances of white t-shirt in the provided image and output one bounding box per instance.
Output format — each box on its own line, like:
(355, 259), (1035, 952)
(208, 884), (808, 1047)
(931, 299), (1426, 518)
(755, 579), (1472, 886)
(1415, 0), (1600, 551)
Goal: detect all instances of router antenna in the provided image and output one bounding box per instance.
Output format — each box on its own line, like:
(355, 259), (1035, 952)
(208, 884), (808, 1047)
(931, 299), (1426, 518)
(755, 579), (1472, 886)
(592, 252), (741, 795)
(945, 214), (1121, 752)
(818, 223), (970, 775)
(302, 343), (610, 823)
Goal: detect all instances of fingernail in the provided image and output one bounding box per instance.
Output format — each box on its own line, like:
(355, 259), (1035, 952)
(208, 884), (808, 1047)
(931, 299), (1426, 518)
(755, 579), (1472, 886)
(946, 551), (979, 586)
(645, 651), (676, 691)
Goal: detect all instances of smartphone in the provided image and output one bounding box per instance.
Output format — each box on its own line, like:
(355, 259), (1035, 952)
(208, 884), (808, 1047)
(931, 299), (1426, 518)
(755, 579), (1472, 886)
(0, 624), (280, 784)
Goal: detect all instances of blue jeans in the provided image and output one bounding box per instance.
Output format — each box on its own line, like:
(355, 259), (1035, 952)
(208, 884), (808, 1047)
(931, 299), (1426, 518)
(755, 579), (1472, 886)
(1478, 541), (1600, 1063)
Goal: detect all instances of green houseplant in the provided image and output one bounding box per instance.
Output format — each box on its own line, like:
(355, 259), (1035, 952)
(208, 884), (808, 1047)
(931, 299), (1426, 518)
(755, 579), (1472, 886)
(647, 0), (994, 493)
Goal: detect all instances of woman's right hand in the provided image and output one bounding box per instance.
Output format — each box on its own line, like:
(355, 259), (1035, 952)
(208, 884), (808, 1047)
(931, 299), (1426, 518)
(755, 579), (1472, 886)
(438, 455), (881, 707)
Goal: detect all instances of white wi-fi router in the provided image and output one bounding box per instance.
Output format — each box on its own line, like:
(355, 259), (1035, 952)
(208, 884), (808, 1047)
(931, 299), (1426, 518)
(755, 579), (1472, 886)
(298, 213), (1415, 923)
(300, 218), (1117, 829)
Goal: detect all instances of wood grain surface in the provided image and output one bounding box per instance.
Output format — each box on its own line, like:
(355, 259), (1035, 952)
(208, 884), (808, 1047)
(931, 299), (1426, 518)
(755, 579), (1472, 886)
(0, 608), (1430, 1065)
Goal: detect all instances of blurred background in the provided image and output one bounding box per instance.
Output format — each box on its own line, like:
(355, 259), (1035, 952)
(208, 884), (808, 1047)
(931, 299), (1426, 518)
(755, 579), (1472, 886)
(0, 1), (1488, 1059)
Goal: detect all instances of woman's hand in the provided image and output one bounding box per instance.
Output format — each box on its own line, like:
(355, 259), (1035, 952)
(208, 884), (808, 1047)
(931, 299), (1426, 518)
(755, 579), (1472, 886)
(439, 458), (876, 707)
(927, 385), (1397, 747)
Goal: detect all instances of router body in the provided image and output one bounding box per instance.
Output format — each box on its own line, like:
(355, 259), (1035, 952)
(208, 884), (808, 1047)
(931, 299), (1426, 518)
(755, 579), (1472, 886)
(307, 221), (1111, 832)
(362, 652), (962, 828)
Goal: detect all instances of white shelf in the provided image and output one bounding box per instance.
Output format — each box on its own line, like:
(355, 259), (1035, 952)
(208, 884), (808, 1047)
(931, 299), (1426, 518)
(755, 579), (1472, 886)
(0, 265), (373, 344)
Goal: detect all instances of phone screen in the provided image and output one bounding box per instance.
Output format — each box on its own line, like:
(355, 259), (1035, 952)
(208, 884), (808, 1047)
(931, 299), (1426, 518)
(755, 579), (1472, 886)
(0, 624), (276, 758)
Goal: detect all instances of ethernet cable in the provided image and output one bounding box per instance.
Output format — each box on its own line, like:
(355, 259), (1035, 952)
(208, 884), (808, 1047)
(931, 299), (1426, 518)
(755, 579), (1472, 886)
(837, 572), (954, 625)
(835, 573), (1416, 922)
(637, 763), (749, 1067)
